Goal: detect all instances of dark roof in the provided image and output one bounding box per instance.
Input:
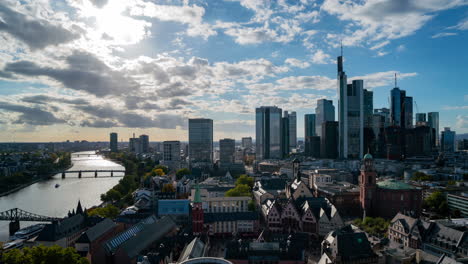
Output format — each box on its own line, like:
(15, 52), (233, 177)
(36, 214), (86, 242)
(259, 178), (288, 190)
(76, 218), (116, 244)
(105, 216), (177, 259)
(204, 212), (259, 223)
(178, 237), (205, 262)
(325, 225), (377, 261)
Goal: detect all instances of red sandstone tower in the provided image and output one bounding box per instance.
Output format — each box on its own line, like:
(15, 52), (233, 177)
(359, 152), (377, 218)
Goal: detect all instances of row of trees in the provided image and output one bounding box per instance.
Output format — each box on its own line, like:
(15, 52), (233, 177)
(225, 175), (256, 211)
(1, 245), (88, 264)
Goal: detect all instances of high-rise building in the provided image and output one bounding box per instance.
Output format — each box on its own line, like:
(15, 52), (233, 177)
(189, 118), (213, 166)
(288, 111), (297, 150)
(363, 89), (373, 128)
(374, 108), (390, 127)
(281, 114), (290, 158)
(110, 132), (118, 152)
(304, 114), (316, 156)
(129, 133), (139, 153)
(315, 99), (335, 138)
(415, 113), (426, 123)
(139, 134), (149, 153)
(441, 127), (456, 152)
(219, 138), (235, 165)
(241, 137), (252, 149)
(163, 141), (181, 162)
(428, 112), (439, 146)
(404, 96), (413, 129)
(256, 106), (282, 160)
(321, 121), (339, 159)
(307, 136), (321, 158)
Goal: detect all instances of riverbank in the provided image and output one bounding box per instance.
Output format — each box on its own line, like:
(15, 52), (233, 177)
(0, 164), (73, 197)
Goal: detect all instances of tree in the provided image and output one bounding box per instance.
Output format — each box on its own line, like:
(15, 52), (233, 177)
(248, 200), (256, 211)
(162, 183), (175, 193)
(353, 217), (389, 237)
(87, 204), (120, 219)
(225, 184), (251, 197)
(235, 175), (254, 188)
(424, 191), (449, 216)
(154, 165), (169, 174)
(412, 171), (433, 181)
(2, 245), (89, 264)
(106, 189), (122, 202)
(176, 168), (191, 180)
(153, 168), (165, 176)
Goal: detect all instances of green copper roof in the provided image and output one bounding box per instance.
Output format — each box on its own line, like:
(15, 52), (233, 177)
(377, 179), (415, 190)
(194, 183), (202, 203)
(363, 153), (373, 160)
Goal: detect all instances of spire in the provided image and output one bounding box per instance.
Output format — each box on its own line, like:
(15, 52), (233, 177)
(394, 72), (397, 88)
(76, 200), (83, 215)
(340, 39), (343, 57)
(194, 183), (202, 204)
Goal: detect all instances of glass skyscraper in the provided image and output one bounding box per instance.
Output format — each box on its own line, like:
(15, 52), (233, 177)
(189, 118), (213, 166)
(315, 99), (335, 138)
(305, 114), (317, 157)
(256, 106), (282, 160)
(110, 132), (118, 152)
(337, 51), (364, 159)
(441, 127), (456, 152)
(428, 112), (439, 146)
(390, 86), (413, 129)
(219, 138), (235, 165)
(363, 89), (373, 128)
(288, 111), (297, 150)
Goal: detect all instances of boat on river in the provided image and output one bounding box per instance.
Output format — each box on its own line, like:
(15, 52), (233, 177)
(10, 224), (45, 240)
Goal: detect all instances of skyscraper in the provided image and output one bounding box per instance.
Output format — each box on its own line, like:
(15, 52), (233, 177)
(441, 127), (456, 152)
(110, 132), (118, 152)
(163, 141), (181, 162)
(337, 50), (364, 159)
(256, 106), (282, 160)
(189, 118), (213, 166)
(241, 137), (252, 149)
(281, 113), (290, 158)
(304, 114), (316, 156)
(139, 134), (149, 153)
(390, 77), (413, 129)
(374, 108), (390, 127)
(321, 121), (339, 159)
(288, 111), (297, 151)
(219, 138), (235, 165)
(404, 96), (413, 129)
(363, 89), (373, 128)
(416, 113), (426, 123)
(315, 99), (335, 138)
(428, 112), (439, 146)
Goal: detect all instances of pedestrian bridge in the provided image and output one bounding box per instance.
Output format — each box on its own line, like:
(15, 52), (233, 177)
(59, 170), (125, 178)
(0, 208), (61, 235)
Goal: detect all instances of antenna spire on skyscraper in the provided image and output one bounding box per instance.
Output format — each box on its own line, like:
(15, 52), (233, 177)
(394, 72), (397, 87)
(340, 39), (343, 57)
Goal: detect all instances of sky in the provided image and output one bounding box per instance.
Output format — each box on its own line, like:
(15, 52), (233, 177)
(0, 0), (467, 142)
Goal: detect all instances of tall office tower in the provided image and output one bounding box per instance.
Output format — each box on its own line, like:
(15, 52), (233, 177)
(219, 138), (235, 164)
(441, 127), (456, 152)
(129, 133), (139, 152)
(281, 113), (290, 158)
(363, 89), (373, 128)
(241, 137), (252, 149)
(189, 118), (213, 166)
(139, 134), (149, 153)
(321, 121), (339, 159)
(288, 111), (297, 150)
(338, 75), (364, 159)
(163, 141), (181, 162)
(315, 99), (335, 138)
(415, 113), (426, 123)
(256, 106), (282, 160)
(304, 114), (316, 156)
(428, 112), (440, 146)
(110, 132), (118, 152)
(404, 96), (413, 129)
(390, 87), (405, 127)
(374, 108), (390, 127)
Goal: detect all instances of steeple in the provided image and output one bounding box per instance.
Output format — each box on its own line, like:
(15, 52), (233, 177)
(76, 200), (83, 215)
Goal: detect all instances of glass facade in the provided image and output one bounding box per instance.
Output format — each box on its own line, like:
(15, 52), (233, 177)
(428, 112), (439, 146)
(219, 138), (235, 164)
(189, 118), (213, 165)
(256, 106), (282, 160)
(441, 127), (456, 152)
(315, 99), (335, 138)
(110, 132), (118, 152)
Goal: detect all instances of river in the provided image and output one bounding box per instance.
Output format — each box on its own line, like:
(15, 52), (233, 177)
(0, 151), (123, 242)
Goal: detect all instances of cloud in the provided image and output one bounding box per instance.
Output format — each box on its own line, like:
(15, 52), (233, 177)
(89, 0), (109, 8)
(284, 58), (310, 68)
(2, 51), (139, 97)
(448, 17), (468, 30)
(311, 50), (332, 64)
(396, 44), (406, 52)
(130, 2), (215, 39)
(456, 115), (468, 129)
(322, 0), (467, 47)
(443, 105), (468, 110)
(350, 71), (418, 89)
(21, 95), (88, 105)
(432, 32), (458, 38)
(0, 2), (79, 50)
(0, 102), (66, 126)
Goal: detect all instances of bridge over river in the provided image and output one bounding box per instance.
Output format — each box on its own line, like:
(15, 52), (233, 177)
(0, 208), (60, 235)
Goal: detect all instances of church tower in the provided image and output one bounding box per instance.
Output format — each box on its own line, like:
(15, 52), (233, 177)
(192, 183), (204, 235)
(359, 152), (377, 218)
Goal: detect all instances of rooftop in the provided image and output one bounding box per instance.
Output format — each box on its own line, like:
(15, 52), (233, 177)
(377, 179), (416, 190)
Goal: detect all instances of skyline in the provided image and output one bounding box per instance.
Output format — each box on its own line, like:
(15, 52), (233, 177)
(0, 0), (467, 142)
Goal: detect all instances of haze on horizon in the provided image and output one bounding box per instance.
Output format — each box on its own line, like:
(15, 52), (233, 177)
(0, 0), (467, 143)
